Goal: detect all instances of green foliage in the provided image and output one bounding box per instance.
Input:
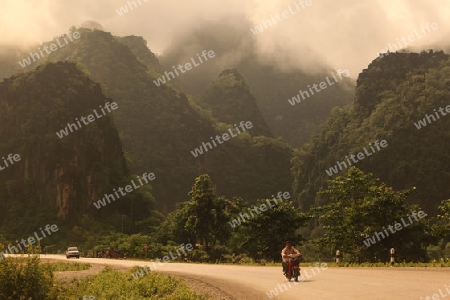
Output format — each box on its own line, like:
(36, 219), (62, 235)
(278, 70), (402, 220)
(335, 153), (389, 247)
(61, 266), (207, 299)
(161, 174), (309, 262)
(41, 261), (91, 272)
(325, 260), (450, 267)
(197, 69), (272, 137)
(438, 199), (450, 221)
(2, 29), (448, 268)
(357, 50), (449, 117)
(204, 135), (293, 204)
(158, 203), (196, 245)
(88, 232), (197, 260)
(433, 199), (450, 248)
(0, 256), (56, 300)
(234, 199), (310, 261)
(0, 61), (161, 250)
(235, 56), (354, 147)
(2, 28), (297, 219)
(313, 167), (435, 262)
(188, 250), (211, 263)
(116, 35), (160, 72)
(182, 175), (232, 252)
(40, 28), (294, 213)
(185, 174), (216, 250)
(293, 51), (450, 215)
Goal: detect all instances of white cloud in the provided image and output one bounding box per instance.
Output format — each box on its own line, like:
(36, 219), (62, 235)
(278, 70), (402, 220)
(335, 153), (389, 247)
(0, 0), (449, 74)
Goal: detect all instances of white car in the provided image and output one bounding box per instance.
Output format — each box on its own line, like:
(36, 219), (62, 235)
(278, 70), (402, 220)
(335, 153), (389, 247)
(66, 247), (80, 259)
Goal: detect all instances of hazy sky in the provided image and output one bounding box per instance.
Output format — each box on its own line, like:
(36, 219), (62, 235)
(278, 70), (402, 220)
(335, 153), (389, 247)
(1, 0), (449, 76)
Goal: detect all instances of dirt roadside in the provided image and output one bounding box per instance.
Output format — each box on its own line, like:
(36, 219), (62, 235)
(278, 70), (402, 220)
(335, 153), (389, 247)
(41, 258), (234, 300)
(38, 255), (450, 300)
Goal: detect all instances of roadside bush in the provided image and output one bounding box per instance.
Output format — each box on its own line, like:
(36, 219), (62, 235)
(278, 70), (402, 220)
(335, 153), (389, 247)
(61, 266), (207, 299)
(236, 254), (254, 264)
(0, 256), (56, 300)
(42, 261), (91, 272)
(208, 245), (230, 263)
(188, 250), (210, 263)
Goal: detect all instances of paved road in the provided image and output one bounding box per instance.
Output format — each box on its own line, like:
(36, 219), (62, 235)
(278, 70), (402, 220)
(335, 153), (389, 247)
(22, 255), (450, 299)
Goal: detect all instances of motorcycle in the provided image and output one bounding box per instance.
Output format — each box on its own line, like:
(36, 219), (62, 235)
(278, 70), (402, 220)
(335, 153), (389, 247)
(285, 254), (301, 282)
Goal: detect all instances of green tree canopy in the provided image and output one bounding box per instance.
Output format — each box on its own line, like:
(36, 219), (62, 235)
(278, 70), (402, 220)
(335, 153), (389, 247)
(313, 167), (435, 262)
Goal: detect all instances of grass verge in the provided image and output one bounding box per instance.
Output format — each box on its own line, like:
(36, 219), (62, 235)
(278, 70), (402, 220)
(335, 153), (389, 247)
(42, 261), (91, 272)
(233, 260), (450, 267)
(55, 266), (208, 299)
(1, 256), (208, 299)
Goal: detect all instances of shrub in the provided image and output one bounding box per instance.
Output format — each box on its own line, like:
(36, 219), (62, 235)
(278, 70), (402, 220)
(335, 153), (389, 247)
(0, 256), (56, 300)
(208, 245), (230, 262)
(188, 250), (210, 263)
(61, 266), (207, 299)
(41, 261), (91, 272)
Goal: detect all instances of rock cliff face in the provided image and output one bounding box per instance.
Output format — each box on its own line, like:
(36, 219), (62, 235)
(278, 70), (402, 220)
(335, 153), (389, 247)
(0, 62), (128, 221)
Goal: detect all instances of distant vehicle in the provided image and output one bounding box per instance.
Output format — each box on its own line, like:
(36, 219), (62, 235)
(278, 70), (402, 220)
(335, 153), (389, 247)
(66, 247), (80, 259)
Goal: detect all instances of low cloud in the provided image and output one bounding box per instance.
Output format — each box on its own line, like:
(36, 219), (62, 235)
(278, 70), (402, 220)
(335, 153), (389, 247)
(0, 0), (449, 75)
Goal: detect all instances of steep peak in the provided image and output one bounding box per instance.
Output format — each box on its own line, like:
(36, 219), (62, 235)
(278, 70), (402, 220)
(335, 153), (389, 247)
(215, 69), (249, 90)
(356, 50), (449, 117)
(219, 68), (244, 79)
(79, 20), (104, 30)
(199, 68), (272, 137)
(116, 35), (160, 71)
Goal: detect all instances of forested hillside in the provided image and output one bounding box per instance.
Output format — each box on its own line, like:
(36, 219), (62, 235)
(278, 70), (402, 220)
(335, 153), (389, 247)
(292, 51), (450, 214)
(33, 27), (293, 212)
(0, 28), (448, 265)
(0, 62), (157, 248)
(235, 57), (355, 147)
(0, 27), (356, 214)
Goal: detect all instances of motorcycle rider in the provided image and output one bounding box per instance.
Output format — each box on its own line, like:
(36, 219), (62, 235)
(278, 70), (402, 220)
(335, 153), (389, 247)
(281, 241), (301, 278)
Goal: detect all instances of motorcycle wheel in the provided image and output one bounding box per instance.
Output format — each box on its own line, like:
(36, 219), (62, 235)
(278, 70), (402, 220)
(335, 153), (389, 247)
(293, 267), (300, 280)
(286, 271), (292, 281)
(287, 267), (293, 281)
